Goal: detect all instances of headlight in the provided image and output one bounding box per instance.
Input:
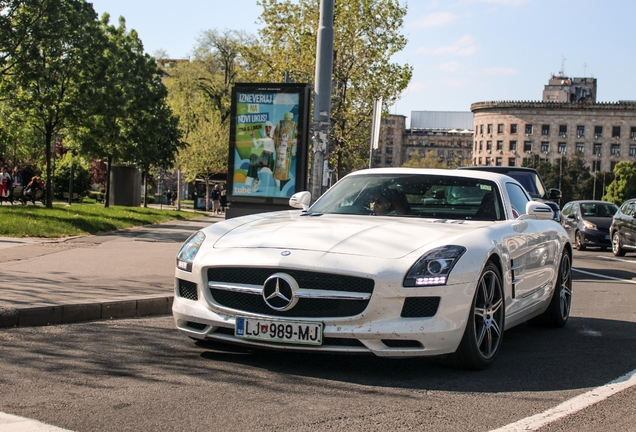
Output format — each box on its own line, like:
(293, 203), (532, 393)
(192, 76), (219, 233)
(583, 220), (597, 230)
(176, 231), (206, 272)
(403, 245), (466, 287)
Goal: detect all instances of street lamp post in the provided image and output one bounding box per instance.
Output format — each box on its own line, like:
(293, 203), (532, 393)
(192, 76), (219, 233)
(592, 152), (601, 200)
(559, 148), (566, 193)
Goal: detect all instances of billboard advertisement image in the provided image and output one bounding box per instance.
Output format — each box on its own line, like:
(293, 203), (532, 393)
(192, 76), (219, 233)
(229, 83), (310, 203)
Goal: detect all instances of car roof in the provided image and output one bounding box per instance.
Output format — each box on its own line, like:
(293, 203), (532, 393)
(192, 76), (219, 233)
(347, 167), (519, 183)
(458, 166), (540, 174)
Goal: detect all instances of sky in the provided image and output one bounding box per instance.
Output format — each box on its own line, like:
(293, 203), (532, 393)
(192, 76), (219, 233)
(90, 0), (636, 127)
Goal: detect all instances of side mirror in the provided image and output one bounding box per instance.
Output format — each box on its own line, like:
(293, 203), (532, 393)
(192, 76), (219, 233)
(549, 188), (562, 200)
(566, 213), (576, 220)
(519, 201), (554, 220)
(289, 191), (311, 210)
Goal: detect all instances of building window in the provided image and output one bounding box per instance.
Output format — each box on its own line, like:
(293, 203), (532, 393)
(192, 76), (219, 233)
(593, 143), (602, 156)
(479, 141), (483, 151)
(487, 124), (493, 135)
(542, 125), (550, 135)
(486, 140), (492, 151)
(594, 126), (603, 138)
(558, 142), (567, 154)
(630, 145), (636, 157)
(524, 141), (532, 152)
(541, 142), (549, 153)
(480, 124), (484, 135)
(511, 124), (518, 134)
(611, 161), (619, 171)
(611, 144), (620, 156)
(496, 157), (502, 166)
(385, 148), (393, 155)
(508, 158), (516, 167)
(485, 157), (491, 166)
(478, 157), (482, 165)
(576, 143), (585, 153)
(496, 140), (503, 151)
(593, 160), (602, 172)
(559, 125), (568, 137)
(612, 126), (621, 139)
(509, 140), (517, 152)
(386, 157), (393, 165)
(525, 124), (533, 135)
(577, 125), (585, 137)
(497, 124), (504, 134)
(631, 127), (636, 140)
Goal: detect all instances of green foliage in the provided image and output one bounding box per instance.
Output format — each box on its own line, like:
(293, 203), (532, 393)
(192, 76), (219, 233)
(256, 0), (412, 179)
(402, 150), (447, 169)
(0, 203), (206, 238)
(603, 161), (636, 205)
(50, 152), (91, 198)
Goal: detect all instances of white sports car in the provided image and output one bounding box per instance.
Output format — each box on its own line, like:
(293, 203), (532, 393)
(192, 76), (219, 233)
(173, 168), (573, 369)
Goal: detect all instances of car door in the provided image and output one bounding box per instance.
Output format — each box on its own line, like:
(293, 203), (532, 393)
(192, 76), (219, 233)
(503, 182), (558, 315)
(560, 202), (575, 241)
(623, 201), (636, 248)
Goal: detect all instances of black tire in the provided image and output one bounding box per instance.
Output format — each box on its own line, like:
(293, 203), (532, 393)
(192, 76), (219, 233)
(531, 249), (572, 327)
(612, 231), (626, 257)
(575, 231), (586, 251)
(456, 262), (504, 370)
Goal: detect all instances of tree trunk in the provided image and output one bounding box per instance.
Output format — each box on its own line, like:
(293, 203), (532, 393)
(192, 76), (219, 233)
(104, 155), (112, 208)
(142, 166), (149, 208)
(45, 128), (53, 208)
(176, 169), (181, 211)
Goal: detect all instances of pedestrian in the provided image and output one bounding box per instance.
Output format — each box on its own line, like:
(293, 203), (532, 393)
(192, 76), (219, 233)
(24, 175), (44, 204)
(165, 189), (172, 206)
(211, 184), (221, 214)
(220, 186), (227, 214)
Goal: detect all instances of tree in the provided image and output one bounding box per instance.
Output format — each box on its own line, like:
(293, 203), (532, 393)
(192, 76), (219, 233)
(256, 0), (412, 179)
(164, 59), (230, 209)
(1, 0), (105, 208)
(402, 150), (447, 169)
(603, 161), (636, 205)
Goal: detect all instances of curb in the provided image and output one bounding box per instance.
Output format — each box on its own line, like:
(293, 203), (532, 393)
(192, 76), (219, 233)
(0, 296), (174, 328)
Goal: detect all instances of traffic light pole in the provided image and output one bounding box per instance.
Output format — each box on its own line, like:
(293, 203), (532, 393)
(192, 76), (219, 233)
(309, 0), (334, 202)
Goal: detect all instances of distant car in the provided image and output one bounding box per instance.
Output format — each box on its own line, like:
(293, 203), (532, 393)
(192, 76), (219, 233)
(173, 168), (573, 370)
(458, 166), (562, 220)
(610, 198), (636, 256)
(560, 200), (618, 251)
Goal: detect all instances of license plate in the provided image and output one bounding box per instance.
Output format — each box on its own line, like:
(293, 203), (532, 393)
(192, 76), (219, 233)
(235, 317), (322, 345)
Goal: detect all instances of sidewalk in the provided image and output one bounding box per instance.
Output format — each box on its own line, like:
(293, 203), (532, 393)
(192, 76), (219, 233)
(0, 214), (222, 328)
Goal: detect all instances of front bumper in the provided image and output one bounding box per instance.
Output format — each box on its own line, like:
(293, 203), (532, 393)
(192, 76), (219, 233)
(582, 229), (611, 247)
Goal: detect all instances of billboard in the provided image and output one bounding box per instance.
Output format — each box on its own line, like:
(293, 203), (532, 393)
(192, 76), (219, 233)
(228, 83), (310, 205)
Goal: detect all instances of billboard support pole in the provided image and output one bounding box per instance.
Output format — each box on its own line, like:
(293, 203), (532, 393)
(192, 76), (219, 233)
(310, 0), (334, 201)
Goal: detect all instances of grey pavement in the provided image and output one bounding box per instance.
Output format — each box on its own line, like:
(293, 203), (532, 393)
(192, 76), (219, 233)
(0, 213), (222, 328)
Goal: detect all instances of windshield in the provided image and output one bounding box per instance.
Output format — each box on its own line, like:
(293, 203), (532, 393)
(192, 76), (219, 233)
(580, 202), (618, 217)
(504, 171), (546, 199)
(308, 174), (505, 221)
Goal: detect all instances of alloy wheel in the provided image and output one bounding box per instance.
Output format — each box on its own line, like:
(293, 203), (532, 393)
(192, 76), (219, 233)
(473, 269), (504, 359)
(558, 252), (572, 320)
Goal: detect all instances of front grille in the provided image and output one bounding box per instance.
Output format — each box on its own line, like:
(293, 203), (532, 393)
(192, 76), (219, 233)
(400, 297), (440, 318)
(382, 339), (422, 348)
(186, 321), (207, 330)
(213, 327), (365, 347)
(209, 289), (368, 317)
(178, 279), (198, 300)
(208, 268), (374, 293)
(207, 267), (374, 318)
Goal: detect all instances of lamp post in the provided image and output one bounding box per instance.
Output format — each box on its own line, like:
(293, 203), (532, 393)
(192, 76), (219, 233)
(559, 148), (566, 193)
(592, 152), (600, 200)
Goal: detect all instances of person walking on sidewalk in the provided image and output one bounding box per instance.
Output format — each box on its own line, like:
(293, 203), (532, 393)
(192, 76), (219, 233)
(211, 184), (221, 214)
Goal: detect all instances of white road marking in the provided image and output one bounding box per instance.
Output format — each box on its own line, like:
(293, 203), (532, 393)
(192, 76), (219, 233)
(572, 267), (636, 284)
(0, 412), (72, 431)
(490, 368), (636, 432)
(578, 327), (602, 337)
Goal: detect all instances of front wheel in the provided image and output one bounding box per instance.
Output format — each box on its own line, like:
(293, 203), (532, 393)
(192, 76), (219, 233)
(612, 231), (626, 257)
(575, 231), (586, 251)
(456, 262), (504, 370)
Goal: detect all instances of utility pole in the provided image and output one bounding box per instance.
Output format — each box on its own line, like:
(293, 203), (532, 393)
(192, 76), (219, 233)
(309, 0), (334, 201)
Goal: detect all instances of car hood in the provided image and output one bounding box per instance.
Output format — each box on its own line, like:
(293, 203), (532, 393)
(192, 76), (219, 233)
(212, 213), (483, 259)
(585, 216), (613, 230)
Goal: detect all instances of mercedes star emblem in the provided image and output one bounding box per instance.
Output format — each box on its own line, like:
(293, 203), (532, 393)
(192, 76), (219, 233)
(262, 273), (299, 311)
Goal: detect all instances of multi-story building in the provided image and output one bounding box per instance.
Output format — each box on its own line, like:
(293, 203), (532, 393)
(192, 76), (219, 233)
(376, 113), (474, 167)
(471, 75), (636, 171)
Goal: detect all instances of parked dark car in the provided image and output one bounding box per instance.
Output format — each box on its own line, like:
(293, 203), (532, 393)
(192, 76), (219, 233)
(560, 200), (618, 250)
(458, 166), (562, 220)
(610, 198), (636, 256)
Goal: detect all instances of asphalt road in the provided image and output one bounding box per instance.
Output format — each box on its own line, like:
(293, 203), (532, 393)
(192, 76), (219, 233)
(0, 249), (635, 432)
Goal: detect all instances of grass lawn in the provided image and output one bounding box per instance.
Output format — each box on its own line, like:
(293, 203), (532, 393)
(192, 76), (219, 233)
(0, 202), (208, 238)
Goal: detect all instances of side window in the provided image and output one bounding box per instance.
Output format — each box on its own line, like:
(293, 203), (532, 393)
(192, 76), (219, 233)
(561, 203), (572, 216)
(572, 205), (580, 218)
(506, 182), (530, 216)
(627, 202), (636, 217)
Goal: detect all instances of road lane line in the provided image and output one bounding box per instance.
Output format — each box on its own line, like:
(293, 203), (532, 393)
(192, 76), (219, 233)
(573, 267), (636, 284)
(489, 368), (636, 431)
(0, 412), (73, 431)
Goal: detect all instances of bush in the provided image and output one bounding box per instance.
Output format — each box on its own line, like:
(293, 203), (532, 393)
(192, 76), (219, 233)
(52, 153), (91, 198)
